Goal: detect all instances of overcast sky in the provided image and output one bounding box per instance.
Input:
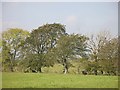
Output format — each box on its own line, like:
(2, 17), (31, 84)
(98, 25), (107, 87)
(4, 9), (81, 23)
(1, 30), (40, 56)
(2, 2), (118, 37)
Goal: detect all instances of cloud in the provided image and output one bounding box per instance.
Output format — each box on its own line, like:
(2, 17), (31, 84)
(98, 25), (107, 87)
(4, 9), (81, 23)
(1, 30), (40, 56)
(64, 15), (80, 34)
(65, 15), (77, 25)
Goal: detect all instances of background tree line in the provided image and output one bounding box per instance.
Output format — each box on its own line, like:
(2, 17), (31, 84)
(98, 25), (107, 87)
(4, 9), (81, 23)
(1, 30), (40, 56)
(1, 23), (119, 75)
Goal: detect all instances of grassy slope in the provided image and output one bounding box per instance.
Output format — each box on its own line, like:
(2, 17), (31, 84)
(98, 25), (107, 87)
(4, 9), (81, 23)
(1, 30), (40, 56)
(2, 72), (118, 88)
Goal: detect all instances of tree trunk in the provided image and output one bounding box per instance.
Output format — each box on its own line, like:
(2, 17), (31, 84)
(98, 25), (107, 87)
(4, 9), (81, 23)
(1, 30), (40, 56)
(63, 58), (68, 74)
(10, 61), (14, 72)
(107, 71), (110, 75)
(63, 65), (68, 74)
(38, 67), (42, 73)
(10, 65), (14, 72)
(101, 70), (103, 74)
(94, 69), (97, 75)
(77, 65), (81, 74)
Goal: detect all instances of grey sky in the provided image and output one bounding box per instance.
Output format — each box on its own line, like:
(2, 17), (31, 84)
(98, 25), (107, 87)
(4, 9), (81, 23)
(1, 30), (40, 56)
(2, 2), (118, 37)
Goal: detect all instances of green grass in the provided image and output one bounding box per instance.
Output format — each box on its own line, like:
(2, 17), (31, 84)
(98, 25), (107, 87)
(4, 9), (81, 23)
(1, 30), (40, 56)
(0, 73), (2, 88)
(2, 72), (118, 88)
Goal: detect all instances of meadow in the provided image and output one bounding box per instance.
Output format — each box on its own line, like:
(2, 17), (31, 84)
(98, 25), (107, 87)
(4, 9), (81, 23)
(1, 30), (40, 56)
(2, 72), (118, 88)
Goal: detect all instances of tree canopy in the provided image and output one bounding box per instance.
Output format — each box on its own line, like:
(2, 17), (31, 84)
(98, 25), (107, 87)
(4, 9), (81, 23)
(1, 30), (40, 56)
(2, 28), (30, 72)
(1, 24), (118, 75)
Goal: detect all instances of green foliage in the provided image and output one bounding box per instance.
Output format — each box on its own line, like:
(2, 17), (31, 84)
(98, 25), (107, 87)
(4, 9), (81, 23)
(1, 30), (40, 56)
(1, 24), (118, 76)
(2, 28), (30, 72)
(98, 37), (118, 75)
(22, 23), (66, 72)
(54, 34), (88, 74)
(85, 31), (118, 75)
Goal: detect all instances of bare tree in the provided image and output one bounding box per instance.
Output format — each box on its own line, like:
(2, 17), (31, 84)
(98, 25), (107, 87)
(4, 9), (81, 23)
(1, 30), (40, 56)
(87, 31), (111, 75)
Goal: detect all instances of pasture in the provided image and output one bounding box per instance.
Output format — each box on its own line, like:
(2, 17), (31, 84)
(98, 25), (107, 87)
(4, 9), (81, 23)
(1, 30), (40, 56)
(2, 72), (118, 88)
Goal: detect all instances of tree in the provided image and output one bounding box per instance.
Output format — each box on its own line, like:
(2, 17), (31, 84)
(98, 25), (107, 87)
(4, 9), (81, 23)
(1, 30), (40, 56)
(2, 28), (30, 72)
(87, 31), (118, 75)
(54, 34), (88, 74)
(118, 36), (120, 76)
(98, 37), (118, 75)
(0, 35), (2, 71)
(87, 31), (111, 75)
(23, 23), (66, 72)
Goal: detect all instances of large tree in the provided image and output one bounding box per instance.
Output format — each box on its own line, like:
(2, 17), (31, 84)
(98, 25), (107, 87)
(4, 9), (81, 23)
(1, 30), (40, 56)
(2, 28), (30, 72)
(54, 34), (88, 74)
(23, 23), (66, 72)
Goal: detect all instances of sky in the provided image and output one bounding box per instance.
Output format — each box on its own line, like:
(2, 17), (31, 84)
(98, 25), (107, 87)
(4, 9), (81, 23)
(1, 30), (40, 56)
(1, 2), (118, 37)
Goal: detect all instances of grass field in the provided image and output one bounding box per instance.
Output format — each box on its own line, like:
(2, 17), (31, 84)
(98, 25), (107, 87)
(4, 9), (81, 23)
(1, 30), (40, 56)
(2, 72), (118, 88)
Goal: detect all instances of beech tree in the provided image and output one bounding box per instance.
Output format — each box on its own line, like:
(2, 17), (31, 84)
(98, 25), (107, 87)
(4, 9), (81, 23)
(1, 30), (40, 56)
(22, 23), (66, 72)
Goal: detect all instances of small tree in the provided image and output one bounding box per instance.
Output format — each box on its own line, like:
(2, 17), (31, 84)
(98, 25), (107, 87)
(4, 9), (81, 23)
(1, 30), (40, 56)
(88, 31), (111, 75)
(54, 34), (88, 74)
(2, 28), (29, 72)
(98, 37), (118, 75)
